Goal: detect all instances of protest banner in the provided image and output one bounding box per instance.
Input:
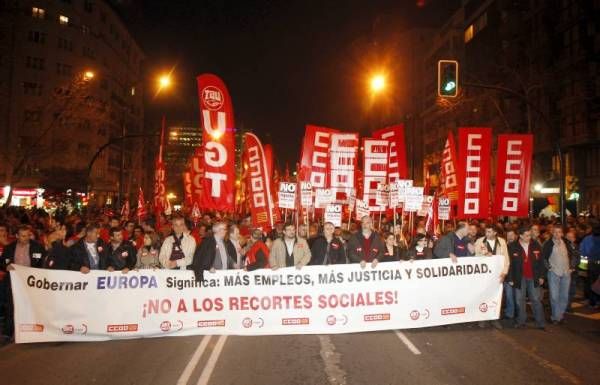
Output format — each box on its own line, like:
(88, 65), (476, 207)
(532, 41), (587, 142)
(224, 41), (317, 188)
(324, 204), (343, 227)
(10, 257), (503, 343)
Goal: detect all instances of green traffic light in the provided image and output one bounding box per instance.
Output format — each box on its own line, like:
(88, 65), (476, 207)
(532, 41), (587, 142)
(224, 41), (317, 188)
(444, 81), (456, 92)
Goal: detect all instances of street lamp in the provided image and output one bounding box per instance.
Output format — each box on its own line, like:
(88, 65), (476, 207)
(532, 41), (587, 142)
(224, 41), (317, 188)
(83, 70), (95, 81)
(534, 183), (543, 192)
(157, 73), (172, 92)
(370, 74), (386, 93)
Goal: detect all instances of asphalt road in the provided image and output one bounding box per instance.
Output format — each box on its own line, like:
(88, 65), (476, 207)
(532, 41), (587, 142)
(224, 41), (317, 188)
(1, 305), (598, 385)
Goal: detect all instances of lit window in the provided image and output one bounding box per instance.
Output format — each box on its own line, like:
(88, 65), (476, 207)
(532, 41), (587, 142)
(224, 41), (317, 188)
(59, 15), (69, 25)
(32, 7), (45, 19)
(464, 25), (474, 43)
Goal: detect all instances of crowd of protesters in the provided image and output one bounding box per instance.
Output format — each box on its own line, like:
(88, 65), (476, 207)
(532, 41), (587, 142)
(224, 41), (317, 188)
(0, 205), (599, 341)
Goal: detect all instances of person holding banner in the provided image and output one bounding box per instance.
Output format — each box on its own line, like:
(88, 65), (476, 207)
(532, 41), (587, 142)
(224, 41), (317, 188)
(406, 234), (433, 260)
(270, 223), (311, 270)
(508, 227), (546, 330)
(69, 224), (108, 273)
(380, 232), (403, 262)
(159, 217), (196, 270)
(310, 222), (346, 265)
(2, 226), (46, 271)
(433, 222), (475, 262)
(243, 229), (270, 271)
(136, 231), (161, 269)
(192, 222), (238, 281)
(474, 225), (510, 282)
(474, 225), (509, 329)
(347, 216), (384, 268)
(106, 227), (137, 273)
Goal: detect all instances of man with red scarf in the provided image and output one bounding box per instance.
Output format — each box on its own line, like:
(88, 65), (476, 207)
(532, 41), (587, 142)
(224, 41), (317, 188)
(347, 216), (384, 268)
(508, 227), (546, 330)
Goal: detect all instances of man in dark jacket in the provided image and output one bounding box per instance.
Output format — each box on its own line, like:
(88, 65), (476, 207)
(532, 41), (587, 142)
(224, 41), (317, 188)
(542, 226), (580, 324)
(1, 225), (46, 338)
(2, 225), (46, 270)
(347, 216), (384, 268)
(310, 222), (346, 265)
(508, 227), (546, 329)
(106, 226), (137, 272)
(433, 221), (475, 262)
(192, 222), (237, 282)
(70, 224), (108, 273)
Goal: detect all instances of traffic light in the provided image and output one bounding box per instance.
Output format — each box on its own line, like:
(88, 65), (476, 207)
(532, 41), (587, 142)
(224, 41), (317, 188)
(438, 60), (459, 97)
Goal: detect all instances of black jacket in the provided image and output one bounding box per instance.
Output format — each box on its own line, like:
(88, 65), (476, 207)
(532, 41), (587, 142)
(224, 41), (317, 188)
(508, 240), (545, 289)
(44, 240), (72, 270)
(309, 236), (346, 265)
(1, 240), (46, 270)
(380, 245), (404, 262)
(106, 240), (137, 270)
(407, 246), (433, 260)
(541, 237), (580, 271)
(69, 238), (108, 271)
(192, 236), (237, 281)
(347, 232), (385, 263)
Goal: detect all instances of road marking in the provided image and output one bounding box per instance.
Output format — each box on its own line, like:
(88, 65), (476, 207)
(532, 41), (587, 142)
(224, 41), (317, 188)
(319, 335), (347, 385)
(176, 335), (212, 385)
(395, 331), (421, 355)
(493, 331), (582, 385)
(196, 335), (228, 385)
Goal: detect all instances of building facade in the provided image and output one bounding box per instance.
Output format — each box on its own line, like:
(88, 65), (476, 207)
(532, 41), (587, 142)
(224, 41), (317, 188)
(0, 0), (145, 207)
(414, 0), (600, 216)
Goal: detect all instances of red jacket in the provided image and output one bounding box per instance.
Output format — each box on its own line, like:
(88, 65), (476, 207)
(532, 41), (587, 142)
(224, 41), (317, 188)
(245, 241), (270, 270)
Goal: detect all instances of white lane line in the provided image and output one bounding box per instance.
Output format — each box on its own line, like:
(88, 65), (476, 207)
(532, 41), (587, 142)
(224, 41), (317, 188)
(196, 335), (228, 385)
(395, 330), (422, 355)
(176, 335), (212, 385)
(319, 335), (347, 385)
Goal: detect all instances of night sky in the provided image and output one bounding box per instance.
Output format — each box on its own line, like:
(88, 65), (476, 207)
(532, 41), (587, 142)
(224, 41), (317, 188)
(120, 0), (459, 167)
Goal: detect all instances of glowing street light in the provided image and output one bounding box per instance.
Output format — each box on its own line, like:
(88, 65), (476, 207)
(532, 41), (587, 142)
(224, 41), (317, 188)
(166, 192), (176, 200)
(370, 74), (386, 93)
(534, 183), (543, 192)
(83, 70), (95, 81)
(158, 74), (172, 90)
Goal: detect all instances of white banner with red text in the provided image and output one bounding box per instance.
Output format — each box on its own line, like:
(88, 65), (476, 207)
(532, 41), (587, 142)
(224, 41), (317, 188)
(10, 257), (503, 343)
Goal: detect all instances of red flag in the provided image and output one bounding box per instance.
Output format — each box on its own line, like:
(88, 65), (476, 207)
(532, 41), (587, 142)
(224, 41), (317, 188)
(329, 132), (359, 204)
(441, 131), (459, 207)
(264, 144), (274, 178)
(362, 138), (389, 212)
(373, 124), (408, 181)
(493, 134), (533, 217)
(457, 127), (492, 218)
(183, 170), (193, 208)
(196, 73), (236, 212)
(153, 115), (167, 226)
(190, 146), (204, 208)
(136, 188), (146, 220)
(299, 125), (339, 188)
(243, 133), (276, 230)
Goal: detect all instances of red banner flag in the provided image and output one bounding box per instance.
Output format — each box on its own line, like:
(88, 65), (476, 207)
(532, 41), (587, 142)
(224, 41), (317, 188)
(362, 138), (389, 211)
(373, 124), (408, 181)
(329, 132), (359, 203)
(299, 125), (339, 188)
(493, 134), (533, 217)
(196, 73), (236, 212)
(243, 133), (276, 230)
(183, 170), (193, 208)
(190, 147), (204, 210)
(136, 188), (146, 220)
(457, 127), (492, 218)
(264, 144), (274, 178)
(441, 131), (459, 206)
(120, 200), (130, 220)
(153, 115), (167, 223)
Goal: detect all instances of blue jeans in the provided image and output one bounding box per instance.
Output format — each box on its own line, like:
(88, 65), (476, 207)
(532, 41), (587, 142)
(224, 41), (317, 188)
(548, 270), (570, 321)
(503, 282), (515, 319)
(515, 278), (545, 327)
